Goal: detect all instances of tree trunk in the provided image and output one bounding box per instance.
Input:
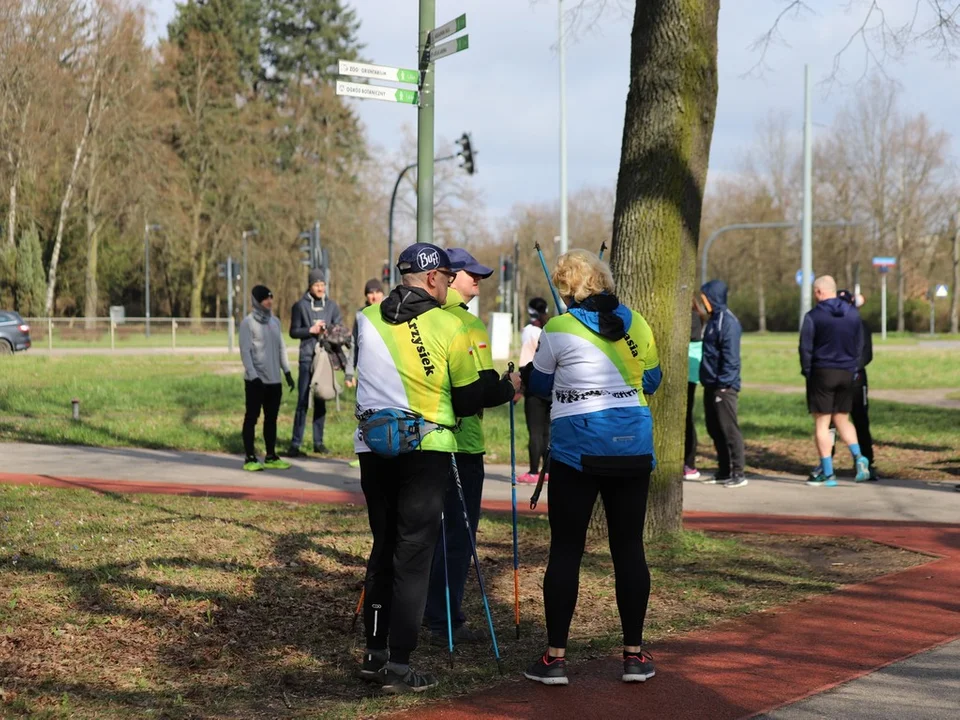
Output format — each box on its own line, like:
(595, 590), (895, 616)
(83, 137), (100, 326)
(895, 217), (905, 333)
(951, 206), (959, 335)
(44, 68), (101, 316)
(608, 0), (720, 538)
(190, 248), (208, 321)
(6, 100), (29, 247)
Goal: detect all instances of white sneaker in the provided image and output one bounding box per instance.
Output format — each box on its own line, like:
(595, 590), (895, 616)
(683, 466), (701, 481)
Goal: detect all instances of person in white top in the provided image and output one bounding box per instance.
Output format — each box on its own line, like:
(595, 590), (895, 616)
(518, 297), (550, 483)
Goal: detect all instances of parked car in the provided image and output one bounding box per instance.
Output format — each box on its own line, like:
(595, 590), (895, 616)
(0, 311), (31, 354)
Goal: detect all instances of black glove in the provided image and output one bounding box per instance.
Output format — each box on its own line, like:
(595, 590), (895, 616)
(285, 371), (295, 392)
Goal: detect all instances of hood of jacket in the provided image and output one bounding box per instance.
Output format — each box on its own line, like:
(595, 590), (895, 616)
(568, 293), (632, 341)
(701, 280), (728, 312)
(380, 285), (440, 324)
(816, 296), (854, 318)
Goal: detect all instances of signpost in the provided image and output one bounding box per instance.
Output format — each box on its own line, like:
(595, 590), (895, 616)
(337, 60), (420, 85)
(929, 284), (950, 336)
(873, 256), (896, 341)
(335, 7), (470, 251)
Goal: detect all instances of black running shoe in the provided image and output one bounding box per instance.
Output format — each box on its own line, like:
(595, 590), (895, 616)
(356, 650), (388, 684)
(622, 651), (656, 683)
(314, 444), (330, 455)
(285, 447), (308, 459)
(523, 652), (569, 686)
(379, 665), (438, 694)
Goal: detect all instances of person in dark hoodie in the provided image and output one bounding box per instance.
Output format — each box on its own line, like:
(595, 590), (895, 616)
(800, 276), (870, 486)
(522, 249), (661, 688)
(699, 280), (746, 488)
(288, 268), (342, 456)
(353, 243), (486, 694)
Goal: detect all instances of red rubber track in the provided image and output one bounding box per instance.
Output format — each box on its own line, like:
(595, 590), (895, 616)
(3, 473), (959, 719)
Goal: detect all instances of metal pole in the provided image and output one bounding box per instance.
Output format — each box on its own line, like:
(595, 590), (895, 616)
(227, 256), (235, 353)
(558, 0), (568, 254)
(388, 163), (417, 288)
(242, 231), (255, 315)
(417, 0), (436, 247)
(144, 224), (151, 338)
(801, 64), (814, 318)
(881, 272), (888, 341)
(700, 220), (862, 287)
(930, 290), (936, 336)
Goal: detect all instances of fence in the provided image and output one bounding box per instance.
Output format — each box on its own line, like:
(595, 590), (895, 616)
(22, 317), (236, 352)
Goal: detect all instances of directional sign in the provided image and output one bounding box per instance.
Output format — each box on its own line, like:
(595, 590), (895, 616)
(336, 80), (418, 105)
(431, 35), (469, 62)
(935, 284), (949, 298)
(872, 256), (896, 267)
(795, 270), (813, 286)
(338, 60), (419, 86)
(430, 13), (466, 43)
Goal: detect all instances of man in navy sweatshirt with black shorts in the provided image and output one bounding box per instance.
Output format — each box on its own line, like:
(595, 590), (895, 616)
(800, 276), (871, 486)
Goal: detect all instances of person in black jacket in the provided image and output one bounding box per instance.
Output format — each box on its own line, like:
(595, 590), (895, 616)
(288, 268), (342, 456)
(838, 290), (878, 480)
(699, 280), (746, 488)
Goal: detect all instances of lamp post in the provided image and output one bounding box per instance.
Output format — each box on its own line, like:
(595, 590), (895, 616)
(144, 223), (161, 338)
(242, 229), (258, 315)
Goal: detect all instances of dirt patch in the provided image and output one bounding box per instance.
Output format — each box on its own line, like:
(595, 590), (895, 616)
(726, 533), (929, 584)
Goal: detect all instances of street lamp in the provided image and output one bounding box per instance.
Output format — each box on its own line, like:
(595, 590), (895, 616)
(144, 223), (161, 338)
(242, 229), (258, 315)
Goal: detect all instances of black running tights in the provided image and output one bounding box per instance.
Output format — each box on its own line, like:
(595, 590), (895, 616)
(543, 460), (652, 649)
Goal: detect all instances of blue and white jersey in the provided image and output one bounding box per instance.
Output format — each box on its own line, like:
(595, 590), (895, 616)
(529, 302), (661, 472)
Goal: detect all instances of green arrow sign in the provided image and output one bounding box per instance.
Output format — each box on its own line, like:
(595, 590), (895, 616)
(338, 60), (419, 86)
(336, 81), (418, 105)
(431, 35), (469, 62)
(430, 13), (467, 43)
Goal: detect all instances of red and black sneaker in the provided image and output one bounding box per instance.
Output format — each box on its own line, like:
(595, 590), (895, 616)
(523, 652), (569, 686)
(622, 650), (656, 683)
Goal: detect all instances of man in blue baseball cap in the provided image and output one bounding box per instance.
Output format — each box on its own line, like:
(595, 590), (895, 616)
(354, 241), (486, 693)
(423, 248), (520, 646)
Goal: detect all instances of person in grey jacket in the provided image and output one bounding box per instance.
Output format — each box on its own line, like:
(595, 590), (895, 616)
(239, 285), (295, 471)
(288, 269), (342, 455)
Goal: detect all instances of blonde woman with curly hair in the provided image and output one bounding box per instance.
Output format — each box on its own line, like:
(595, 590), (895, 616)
(522, 249), (661, 687)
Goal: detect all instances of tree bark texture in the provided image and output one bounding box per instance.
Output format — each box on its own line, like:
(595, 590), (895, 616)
(608, 0), (720, 538)
(83, 135), (100, 324)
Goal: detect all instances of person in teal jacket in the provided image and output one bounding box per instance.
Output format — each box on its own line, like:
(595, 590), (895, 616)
(684, 303), (704, 480)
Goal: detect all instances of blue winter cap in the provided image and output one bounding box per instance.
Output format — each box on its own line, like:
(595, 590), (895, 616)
(396, 242), (464, 275)
(446, 248), (494, 279)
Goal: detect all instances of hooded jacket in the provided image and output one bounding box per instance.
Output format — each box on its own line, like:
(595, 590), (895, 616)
(799, 297), (864, 376)
(239, 300), (291, 384)
(352, 286), (485, 453)
(527, 294), (661, 473)
(289, 291), (342, 364)
(699, 280), (742, 391)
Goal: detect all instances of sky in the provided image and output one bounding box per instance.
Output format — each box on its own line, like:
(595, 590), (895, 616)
(145, 1), (960, 220)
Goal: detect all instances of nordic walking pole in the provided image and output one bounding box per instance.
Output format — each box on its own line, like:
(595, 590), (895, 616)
(535, 241), (566, 315)
(450, 454), (503, 675)
(599, 241), (608, 260)
(441, 511), (455, 668)
(508, 362), (521, 639)
(351, 587), (365, 632)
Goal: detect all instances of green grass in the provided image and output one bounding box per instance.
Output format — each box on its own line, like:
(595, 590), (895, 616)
(1, 353), (957, 480)
(0, 485), (922, 719)
(740, 335), (960, 389)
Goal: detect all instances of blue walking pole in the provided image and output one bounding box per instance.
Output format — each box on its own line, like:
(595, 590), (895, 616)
(508, 362), (520, 639)
(535, 241), (566, 315)
(450, 454), (503, 675)
(440, 511), (454, 667)
(599, 241), (608, 260)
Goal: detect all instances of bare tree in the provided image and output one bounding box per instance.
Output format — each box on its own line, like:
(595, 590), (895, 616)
(952, 204), (959, 334)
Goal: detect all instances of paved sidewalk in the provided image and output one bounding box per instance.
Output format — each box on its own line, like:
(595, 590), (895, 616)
(2, 442), (958, 522)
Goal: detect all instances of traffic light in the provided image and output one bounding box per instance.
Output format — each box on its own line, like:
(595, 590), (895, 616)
(502, 259), (513, 282)
(456, 132), (476, 175)
(381, 263), (390, 285)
